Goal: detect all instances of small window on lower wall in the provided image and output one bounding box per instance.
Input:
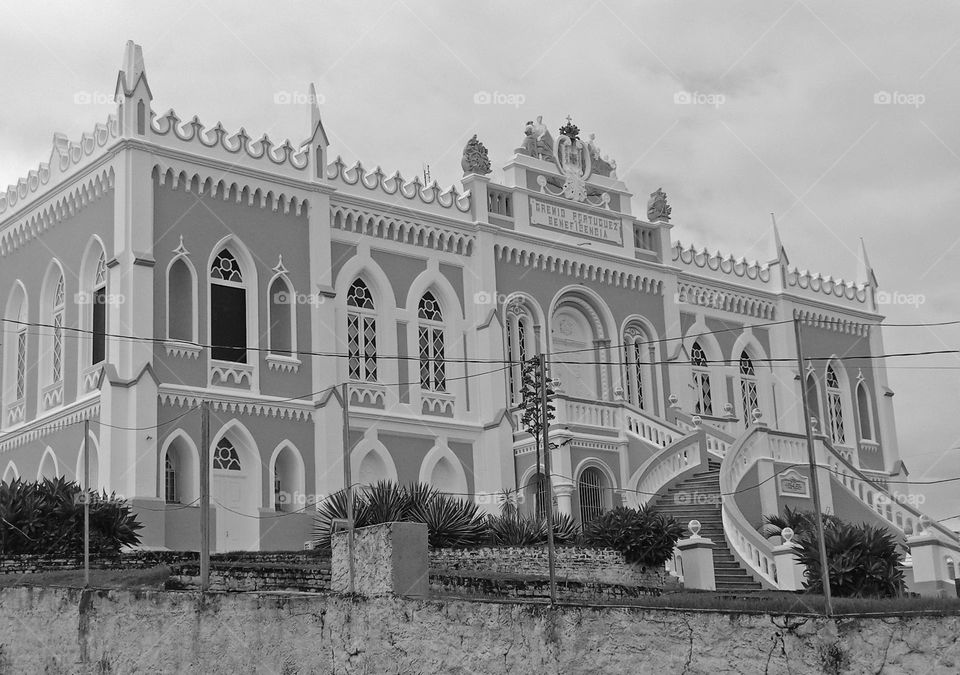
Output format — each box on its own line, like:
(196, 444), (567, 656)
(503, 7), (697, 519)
(578, 467), (604, 525)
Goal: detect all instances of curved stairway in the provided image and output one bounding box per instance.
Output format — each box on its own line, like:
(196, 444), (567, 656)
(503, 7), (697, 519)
(651, 460), (762, 591)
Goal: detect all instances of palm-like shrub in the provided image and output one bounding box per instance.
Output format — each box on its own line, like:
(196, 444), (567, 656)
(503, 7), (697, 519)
(313, 481), (487, 550)
(795, 519), (904, 598)
(762, 506), (841, 538)
(487, 512), (545, 546)
(0, 477), (142, 556)
(581, 506), (683, 567)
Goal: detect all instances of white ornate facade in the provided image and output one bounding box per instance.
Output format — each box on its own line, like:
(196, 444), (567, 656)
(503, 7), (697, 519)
(0, 42), (956, 591)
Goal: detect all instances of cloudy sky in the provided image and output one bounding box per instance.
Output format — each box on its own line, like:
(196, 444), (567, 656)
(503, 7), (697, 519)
(2, 1), (958, 522)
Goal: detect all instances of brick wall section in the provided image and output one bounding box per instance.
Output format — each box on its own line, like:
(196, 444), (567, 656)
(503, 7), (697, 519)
(429, 571), (665, 603)
(429, 546), (670, 587)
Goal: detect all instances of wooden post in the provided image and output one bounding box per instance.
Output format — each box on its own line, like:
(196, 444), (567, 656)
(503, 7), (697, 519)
(341, 383), (355, 594)
(538, 354), (557, 605)
(793, 315), (834, 617)
(83, 419), (90, 587)
(200, 401), (210, 592)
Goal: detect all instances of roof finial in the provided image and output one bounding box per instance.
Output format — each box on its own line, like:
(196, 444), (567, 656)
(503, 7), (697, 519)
(769, 212), (788, 265)
(857, 237), (878, 287)
(116, 40), (150, 99)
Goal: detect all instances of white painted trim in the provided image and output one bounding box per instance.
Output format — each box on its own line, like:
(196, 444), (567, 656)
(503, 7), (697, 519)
(351, 437), (399, 486)
(419, 442), (468, 495)
(165, 252), (199, 344)
(37, 446), (60, 480)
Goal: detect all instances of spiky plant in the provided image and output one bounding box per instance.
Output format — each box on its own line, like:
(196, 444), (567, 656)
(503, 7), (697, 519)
(408, 491), (488, 549)
(581, 505), (683, 567)
(311, 488), (369, 551)
(487, 512), (546, 546)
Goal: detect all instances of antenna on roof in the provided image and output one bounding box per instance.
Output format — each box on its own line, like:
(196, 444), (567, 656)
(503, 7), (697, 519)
(423, 164), (432, 184)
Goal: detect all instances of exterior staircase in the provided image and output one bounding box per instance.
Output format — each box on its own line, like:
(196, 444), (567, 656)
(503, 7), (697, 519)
(651, 460), (763, 591)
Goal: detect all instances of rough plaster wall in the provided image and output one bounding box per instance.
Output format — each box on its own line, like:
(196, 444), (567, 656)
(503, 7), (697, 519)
(0, 587), (958, 674)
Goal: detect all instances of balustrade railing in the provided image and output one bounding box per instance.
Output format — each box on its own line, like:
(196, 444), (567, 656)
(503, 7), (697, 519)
(628, 432), (707, 508)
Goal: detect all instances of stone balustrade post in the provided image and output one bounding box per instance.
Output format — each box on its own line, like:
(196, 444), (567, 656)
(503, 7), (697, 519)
(772, 528), (806, 591)
(675, 520), (716, 591)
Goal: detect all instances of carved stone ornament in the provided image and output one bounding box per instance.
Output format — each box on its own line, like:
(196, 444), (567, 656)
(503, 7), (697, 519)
(461, 134), (491, 176)
(515, 115), (555, 163)
(647, 187), (672, 222)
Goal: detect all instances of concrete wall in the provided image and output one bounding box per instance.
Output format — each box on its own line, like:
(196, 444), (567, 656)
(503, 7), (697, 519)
(1, 587), (958, 673)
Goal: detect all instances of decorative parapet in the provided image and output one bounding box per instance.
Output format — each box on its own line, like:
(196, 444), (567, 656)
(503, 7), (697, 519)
(421, 391), (455, 416)
(672, 242), (771, 284)
(153, 164), (309, 216)
(0, 399), (100, 453)
(786, 266), (868, 305)
(149, 109), (309, 177)
(209, 361), (254, 388)
(80, 363), (104, 395)
(331, 204), (475, 256)
(327, 157), (471, 214)
(0, 115), (119, 221)
(676, 279), (776, 320)
(158, 390), (312, 422)
(794, 308), (872, 336)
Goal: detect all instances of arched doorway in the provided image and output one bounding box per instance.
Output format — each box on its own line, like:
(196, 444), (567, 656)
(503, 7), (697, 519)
(210, 424), (261, 551)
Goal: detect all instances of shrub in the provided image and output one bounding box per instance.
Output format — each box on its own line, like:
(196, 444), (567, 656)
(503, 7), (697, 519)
(761, 506), (841, 538)
(795, 518), (904, 598)
(486, 512), (580, 547)
(0, 477), (142, 556)
(407, 491), (488, 549)
(581, 506), (683, 567)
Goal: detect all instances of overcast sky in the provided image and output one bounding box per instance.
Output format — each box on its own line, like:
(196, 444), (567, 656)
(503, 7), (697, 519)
(1, 1), (958, 523)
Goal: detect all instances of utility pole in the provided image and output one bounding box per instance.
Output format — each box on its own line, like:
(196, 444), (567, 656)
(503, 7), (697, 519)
(793, 315), (834, 617)
(340, 383), (356, 594)
(83, 419), (90, 587)
(538, 353), (557, 605)
(199, 401), (210, 592)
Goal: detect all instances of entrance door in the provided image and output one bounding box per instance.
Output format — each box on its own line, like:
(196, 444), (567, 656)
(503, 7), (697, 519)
(211, 437), (259, 551)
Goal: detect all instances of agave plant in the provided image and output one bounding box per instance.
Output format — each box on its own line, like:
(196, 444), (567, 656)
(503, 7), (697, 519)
(795, 519), (905, 598)
(761, 506), (841, 538)
(487, 512), (546, 546)
(312, 488), (369, 551)
(408, 491), (488, 549)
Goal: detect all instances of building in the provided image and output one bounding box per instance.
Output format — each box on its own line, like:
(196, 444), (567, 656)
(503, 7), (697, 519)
(0, 42), (956, 591)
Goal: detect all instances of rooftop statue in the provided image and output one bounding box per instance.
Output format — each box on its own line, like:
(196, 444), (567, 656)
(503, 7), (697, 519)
(461, 134), (492, 176)
(515, 115), (555, 162)
(647, 187), (672, 222)
(588, 133), (618, 179)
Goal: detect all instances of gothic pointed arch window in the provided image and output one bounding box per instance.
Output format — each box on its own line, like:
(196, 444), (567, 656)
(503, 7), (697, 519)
(167, 256), (196, 343)
(506, 302), (536, 404)
(418, 291), (445, 392)
(346, 279), (377, 381)
(52, 274), (65, 384)
(164, 455), (178, 504)
(691, 341), (712, 416)
(268, 275), (295, 357)
(209, 249), (247, 363)
(3, 286), (28, 420)
(856, 381), (874, 441)
(623, 327), (651, 411)
(739, 351), (759, 426)
(91, 251), (107, 365)
(213, 438), (242, 471)
(826, 365), (846, 444)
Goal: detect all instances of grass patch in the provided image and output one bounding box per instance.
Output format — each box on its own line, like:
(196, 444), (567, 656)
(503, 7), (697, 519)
(0, 566), (171, 590)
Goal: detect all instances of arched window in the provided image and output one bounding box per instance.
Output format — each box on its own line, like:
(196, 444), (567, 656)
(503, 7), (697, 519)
(165, 455), (178, 503)
(739, 351), (759, 426)
(167, 257), (195, 342)
(826, 365), (845, 444)
(209, 249), (247, 363)
(418, 292), (445, 392)
(857, 382), (874, 440)
(52, 274), (65, 384)
(948, 558), (956, 581)
(346, 279), (377, 381)
(506, 304), (536, 403)
(213, 438), (242, 471)
(691, 341), (712, 416)
(91, 251), (107, 365)
(623, 329), (650, 411)
(272, 445), (303, 512)
(578, 467), (604, 524)
(5, 289), (28, 406)
(533, 472), (547, 520)
(268, 276), (294, 356)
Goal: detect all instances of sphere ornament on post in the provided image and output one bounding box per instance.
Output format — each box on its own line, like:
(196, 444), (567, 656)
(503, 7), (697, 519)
(752, 408), (766, 427)
(781, 527), (795, 544)
(688, 520), (701, 538)
(691, 415), (702, 428)
(668, 394), (680, 410)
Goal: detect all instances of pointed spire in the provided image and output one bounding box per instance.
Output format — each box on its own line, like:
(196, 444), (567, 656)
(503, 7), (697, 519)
(115, 40), (152, 100)
(857, 237), (878, 287)
(307, 83), (329, 147)
(768, 213), (789, 265)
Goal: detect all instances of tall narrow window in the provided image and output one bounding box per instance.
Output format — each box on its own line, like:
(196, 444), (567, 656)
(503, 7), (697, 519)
(691, 341), (712, 416)
(167, 258), (195, 342)
(92, 252), (107, 365)
(739, 351), (759, 425)
(213, 438), (241, 471)
(52, 275), (65, 383)
(826, 365), (845, 444)
(624, 331), (648, 410)
(857, 383), (873, 440)
(164, 455), (178, 504)
(534, 473), (547, 520)
(578, 467), (604, 524)
(210, 250), (247, 363)
(418, 292), (445, 392)
(15, 297), (27, 401)
(346, 279), (377, 381)
(268, 277), (294, 356)
(506, 307), (533, 403)
(274, 475), (283, 512)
